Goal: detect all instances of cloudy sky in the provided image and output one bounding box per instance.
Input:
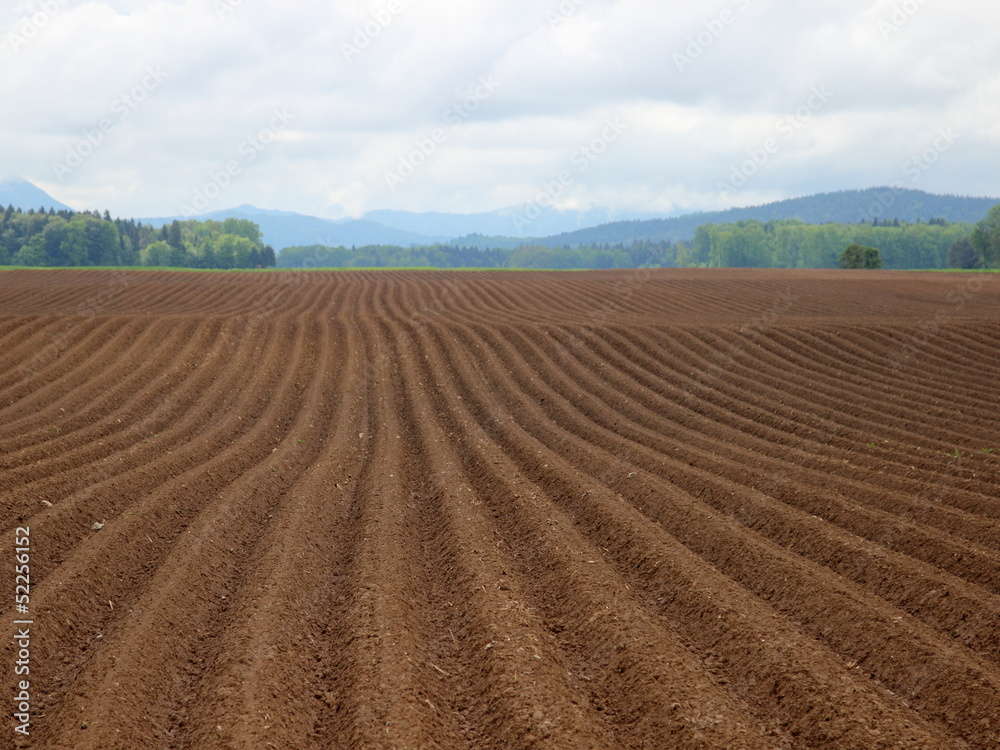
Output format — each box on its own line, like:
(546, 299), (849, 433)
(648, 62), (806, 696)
(2, 0), (998, 220)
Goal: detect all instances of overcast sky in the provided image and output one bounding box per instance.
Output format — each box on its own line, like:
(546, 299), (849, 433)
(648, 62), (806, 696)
(2, 0), (998, 219)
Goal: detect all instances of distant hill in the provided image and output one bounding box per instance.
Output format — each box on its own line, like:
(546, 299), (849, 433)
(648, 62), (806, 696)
(129, 189), (1000, 252)
(364, 206), (664, 240)
(144, 205), (663, 251)
(0, 177), (71, 212)
(6, 179), (997, 254)
(142, 205), (445, 250)
(534, 188), (1000, 246)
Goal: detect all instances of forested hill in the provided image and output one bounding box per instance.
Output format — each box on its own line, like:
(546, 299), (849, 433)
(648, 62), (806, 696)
(535, 188), (999, 246)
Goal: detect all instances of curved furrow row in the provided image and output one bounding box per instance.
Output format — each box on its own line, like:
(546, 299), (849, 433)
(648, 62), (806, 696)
(0, 317), (203, 454)
(398, 276), (742, 746)
(520, 275), (613, 319)
(0, 315), (62, 374)
(304, 284), (468, 748)
(486, 273), (665, 327)
(186, 275), (275, 314)
(0, 311), (295, 600)
(948, 324), (1000, 364)
(0, 319), (79, 402)
(110, 274), (221, 316)
(0, 271), (87, 312)
(719, 323), (999, 422)
(501, 321), (1000, 661)
(610, 325), (1000, 508)
(399, 273), (459, 325)
(0, 315), (268, 528)
(453, 274), (533, 322)
(687, 325), (1000, 508)
(546, 325), (1000, 554)
(477, 272), (608, 326)
(8, 309), (326, 747)
(661, 326), (991, 454)
(40, 272), (156, 316)
(439, 278), (545, 328)
(749, 325), (1000, 424)
(805, 324), (1000, 401)
(539, 318), (997, 568)
(179, 306), (372, 748)
(434, 316), (1000, 748)
(734, 325), (1000, 473)
(0, 317), (214, 471)
(845, 321), (1000, 389)
(392, 282), (681, 747)
(416, 313), (964, 748)
(115, 276), (200, 315)
(2, 269), (999, 748)
(573, 324), (1000, 538)
(35, 304), (345, 749)
(0, 319), (157, 419)
(392, 310), (791, 748)
(0, 316), (138, 425)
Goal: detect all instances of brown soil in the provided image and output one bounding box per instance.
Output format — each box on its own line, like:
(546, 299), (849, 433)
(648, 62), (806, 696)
(1, 267), (999, 749)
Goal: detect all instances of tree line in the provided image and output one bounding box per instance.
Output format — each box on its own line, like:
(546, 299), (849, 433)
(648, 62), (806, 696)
(682, 210), (1000, 270)
(676, 218), (980, 269)
(276, 243), (646, 269)
(0, 206), (275, 269)
(277, 217), (997, 271)
(5, 202), (999, 272)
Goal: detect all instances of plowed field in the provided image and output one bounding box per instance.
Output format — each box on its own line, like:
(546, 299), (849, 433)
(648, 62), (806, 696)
(2, 268), (1000, 749)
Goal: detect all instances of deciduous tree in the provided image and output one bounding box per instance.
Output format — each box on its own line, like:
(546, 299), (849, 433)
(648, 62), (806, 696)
(838, 243), (883, 269)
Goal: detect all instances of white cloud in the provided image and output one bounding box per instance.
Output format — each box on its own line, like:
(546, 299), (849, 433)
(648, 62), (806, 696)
(1, 0), (998, 218)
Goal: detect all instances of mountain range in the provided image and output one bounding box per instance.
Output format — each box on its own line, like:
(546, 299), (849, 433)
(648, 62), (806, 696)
(532, 188), (1000, 247)
(136, 188), (1000, 250)
(2, 178), (996, 251)
(138, 205), (666, 249)
(0, 177), (71, 212)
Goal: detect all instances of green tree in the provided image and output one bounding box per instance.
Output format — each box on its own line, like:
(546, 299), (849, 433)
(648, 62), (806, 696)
(838, 243), (883, 269)
(139, 240), (175, 266)
(167, 220), (184, 251)
(221, 218), (263, 244)
(59, 216), (90, 265)
(688, 225), (713, 266)
(969, 203), (1000, 268)
(13, 235), (50, 266)
(210, 233), (258, 268)
(947, 237), (984, 269)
